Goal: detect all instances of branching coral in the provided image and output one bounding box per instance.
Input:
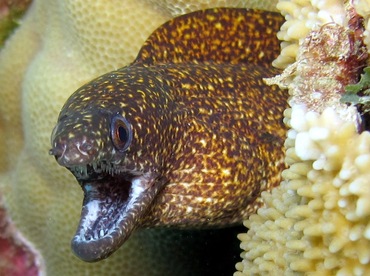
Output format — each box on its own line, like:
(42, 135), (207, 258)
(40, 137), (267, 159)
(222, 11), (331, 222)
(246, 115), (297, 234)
(236, 0), (370, 275)
(0, 0), (280, 275)
(354, 0), (370, 49)
(273, 0), (347, 68)
(268, 17), (368, 126)
(236, 106), (370, 275)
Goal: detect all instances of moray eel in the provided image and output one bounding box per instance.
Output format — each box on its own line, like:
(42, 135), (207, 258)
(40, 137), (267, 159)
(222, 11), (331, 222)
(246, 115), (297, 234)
(49, 8), (288, 262)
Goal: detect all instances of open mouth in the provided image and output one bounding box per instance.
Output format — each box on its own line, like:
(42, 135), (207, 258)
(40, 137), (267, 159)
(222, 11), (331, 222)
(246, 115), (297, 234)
(68, 163), (154, 262)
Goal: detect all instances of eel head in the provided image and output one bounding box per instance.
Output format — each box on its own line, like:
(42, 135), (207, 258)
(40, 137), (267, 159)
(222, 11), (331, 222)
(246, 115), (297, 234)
(49, 71), (166, 262)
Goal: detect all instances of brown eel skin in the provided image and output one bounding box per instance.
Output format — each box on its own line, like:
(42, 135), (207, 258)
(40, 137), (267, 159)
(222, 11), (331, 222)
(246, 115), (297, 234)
(49, 8), (288, 262)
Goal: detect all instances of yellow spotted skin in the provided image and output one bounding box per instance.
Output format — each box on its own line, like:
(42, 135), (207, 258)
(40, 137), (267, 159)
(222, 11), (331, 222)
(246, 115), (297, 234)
(136, 8), (283, 67)
(50, 8), (288, 260)
(144, 63), (288, 226)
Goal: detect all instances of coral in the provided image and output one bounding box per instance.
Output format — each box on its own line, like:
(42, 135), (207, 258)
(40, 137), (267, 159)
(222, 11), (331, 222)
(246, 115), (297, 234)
(354, 0), (370, 49)
(235, 107), (370, 275)
(0, 0), (279, 275)
(236, 1), (370, 275)
(267, 17), (368, 127)
(273, 0), (347, 68)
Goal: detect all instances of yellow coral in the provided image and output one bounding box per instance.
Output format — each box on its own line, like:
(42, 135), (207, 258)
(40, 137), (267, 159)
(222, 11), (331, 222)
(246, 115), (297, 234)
(354, 0), (370, 51)
(236, 1), (370, 275)
(273, 0), (347, 68)
(0, 0), (279, 275)
(236, 107), (370, 275)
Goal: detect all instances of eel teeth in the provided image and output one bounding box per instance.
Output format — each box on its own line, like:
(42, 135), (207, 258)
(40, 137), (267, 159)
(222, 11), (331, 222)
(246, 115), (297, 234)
(90, 161), (121, 176)
(70, 165), (89, 179)
(70, 162), (123, 179)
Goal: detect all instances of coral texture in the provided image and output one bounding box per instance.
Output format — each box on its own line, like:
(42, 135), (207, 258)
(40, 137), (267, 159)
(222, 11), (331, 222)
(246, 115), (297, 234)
(0, 0), (279, 275)
(236, 0), (370, 275)
(354, 0), (370, 49)
(273, 0), (347, 68)
(236, 107), (370, 275)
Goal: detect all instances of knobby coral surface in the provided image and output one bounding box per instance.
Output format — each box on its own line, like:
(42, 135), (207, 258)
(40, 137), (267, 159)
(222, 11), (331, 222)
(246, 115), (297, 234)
(0, 0), (279, 275)
(236, 107), (370, 275)
(273, 0), (348, 69)
(236, 0), (370, 274)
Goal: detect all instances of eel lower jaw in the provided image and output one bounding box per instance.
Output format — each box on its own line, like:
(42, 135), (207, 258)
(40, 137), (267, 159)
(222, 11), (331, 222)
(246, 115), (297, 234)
(71, 171), (157, 262)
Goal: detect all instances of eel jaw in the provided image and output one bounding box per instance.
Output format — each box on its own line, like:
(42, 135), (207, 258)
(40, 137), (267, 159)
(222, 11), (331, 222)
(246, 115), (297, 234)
(71, 171), (157, 262)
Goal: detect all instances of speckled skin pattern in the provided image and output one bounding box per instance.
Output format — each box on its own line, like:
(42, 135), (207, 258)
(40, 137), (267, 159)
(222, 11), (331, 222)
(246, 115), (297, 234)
(50, 8), (288, 262)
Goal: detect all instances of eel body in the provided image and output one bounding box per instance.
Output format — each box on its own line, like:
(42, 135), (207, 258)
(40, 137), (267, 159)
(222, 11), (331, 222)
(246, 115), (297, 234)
(49, 8), (288, 262)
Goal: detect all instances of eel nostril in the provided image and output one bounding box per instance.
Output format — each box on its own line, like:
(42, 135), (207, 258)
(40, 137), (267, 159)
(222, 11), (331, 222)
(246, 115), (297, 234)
(49, 144), (66, 158)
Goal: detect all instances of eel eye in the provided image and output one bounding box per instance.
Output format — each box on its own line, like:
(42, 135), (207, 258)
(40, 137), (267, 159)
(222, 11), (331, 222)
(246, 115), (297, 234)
(111, 115), (132, 151)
